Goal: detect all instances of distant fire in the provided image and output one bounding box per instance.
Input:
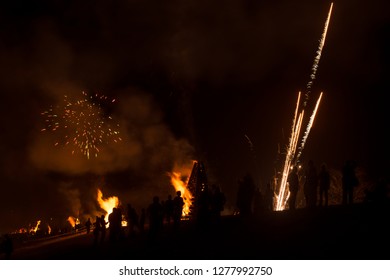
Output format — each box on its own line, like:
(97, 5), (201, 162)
(13, 220), (43, 234)
(97, 188), (119, 227)
(168, 162), (194, 216)
(29, 220), (41, 234)
(67, 216), (80, 228)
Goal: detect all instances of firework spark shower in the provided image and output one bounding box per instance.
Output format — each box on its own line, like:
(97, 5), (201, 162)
(41, 91), (122, 159)
(275, 3), (333, 211)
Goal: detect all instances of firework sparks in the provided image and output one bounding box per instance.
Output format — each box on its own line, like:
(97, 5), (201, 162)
(41, 91), (122, 159)
(244, 134), (255, 153)
(275, 3), (333, 211)
(275, 90), (324, 211)
(275, 92), (304, 211)
(304, 2), (333, 106)
(296, 92), (323, 162)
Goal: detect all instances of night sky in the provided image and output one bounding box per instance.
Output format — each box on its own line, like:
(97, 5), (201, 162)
(0, 0), (389, 233)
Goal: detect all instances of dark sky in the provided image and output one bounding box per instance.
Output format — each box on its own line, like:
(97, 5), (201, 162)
(0, 0), (389, 233)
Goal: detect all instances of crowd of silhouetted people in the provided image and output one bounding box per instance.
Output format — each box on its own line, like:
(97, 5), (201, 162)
(82, 185), (227, 248)
(235, 158), (389, 215)
(2, 158), (389, 259)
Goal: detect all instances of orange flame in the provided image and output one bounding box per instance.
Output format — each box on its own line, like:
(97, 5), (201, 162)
(67, 216), (79, 228)
(29, 220), (41, 234)
(97, 188), (119, 226)
(168, 162), (194, 216)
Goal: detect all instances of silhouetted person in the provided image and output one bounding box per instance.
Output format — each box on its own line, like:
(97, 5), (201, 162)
(93, 216), (101, 246)
(210, 184), (226, 221)
(304, 160), (318, 208)
(318, 163), (331, 207)
(342, 160), (359, 205)
(108, 208), (121, 243)
(85, 218), (92, 234)
(173, 191), (185, 229)
(164, 194), (174, 224)
(147, 196), (164, 238)
(100, 214), (108, 243)
(108, 209), (116, 242)
(126, 203), (139, 237)
(118, 207), (126, 240)
(288, 166), (300, 210)
(1, 234), (13, 259)
(236, 173), (255, 217)
(196, 186), (212, 229)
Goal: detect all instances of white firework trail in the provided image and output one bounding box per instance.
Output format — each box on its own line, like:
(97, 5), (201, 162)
(275, 92), (304, 211)
(304, 2), (333, 106)
(296, 92), (323, 162)
(274, 3), (333, 210)
(244, 134), (255, 154)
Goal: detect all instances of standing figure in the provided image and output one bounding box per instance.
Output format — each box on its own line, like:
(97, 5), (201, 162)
(164, 195), (174, 224)
(147, 196), (164, 238)
(108, 208), (122, 243)
(100, 214), (108, 243)
(85, 218), (92, 234)
(288, 166), (300, 210)
(318, 163), (331, 207)
(304, 160), (318, 208)
(342, 160), (359, 205)
(93, 216), (101, 246)
(172, 191), (185, 229)
(126, 204), (139, 237)
(236, 173), (255, 217)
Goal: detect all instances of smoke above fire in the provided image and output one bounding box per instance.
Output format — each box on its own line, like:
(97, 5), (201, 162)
(22, 87), (195, 229)
(30, 87), (194, 173)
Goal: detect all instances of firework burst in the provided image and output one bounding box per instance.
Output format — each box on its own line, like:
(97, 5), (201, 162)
(41, 91), (122, 159)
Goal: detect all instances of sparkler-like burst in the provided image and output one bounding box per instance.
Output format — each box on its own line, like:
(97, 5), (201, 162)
(41, 91), (122, 159)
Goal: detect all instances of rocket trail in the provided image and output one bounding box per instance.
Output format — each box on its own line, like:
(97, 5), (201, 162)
(274, 4), (333, 211)
(275, 92), (304, 211)
(244, 134), (255, 154)
(304, 2), (333, 107)
(296, 92), (323, 162)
